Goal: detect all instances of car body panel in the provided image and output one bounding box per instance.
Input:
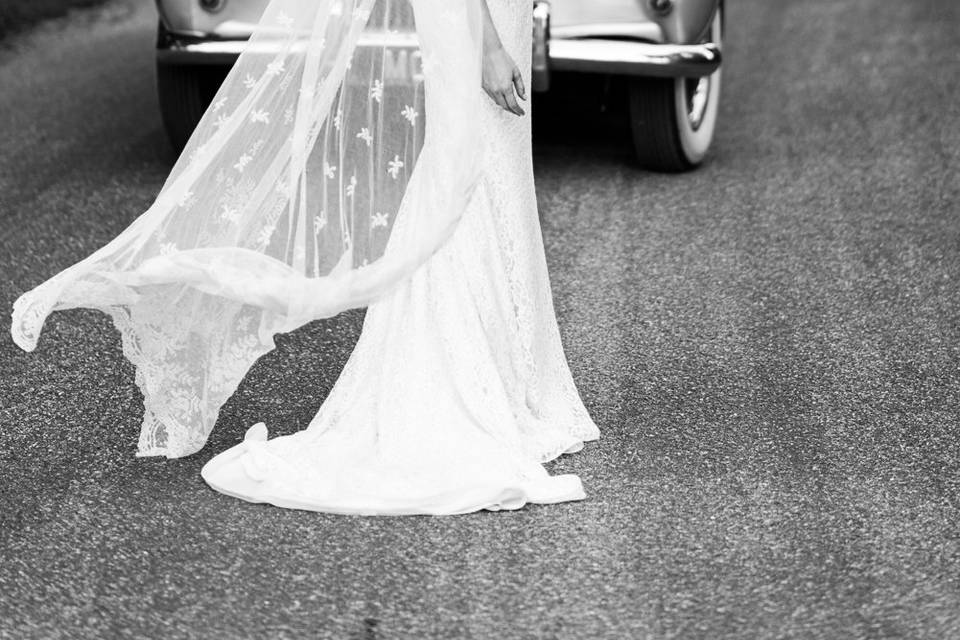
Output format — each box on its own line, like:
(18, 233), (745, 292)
(156, 1), (719, 44)
(548, 0), (719, 44)
(154, 0), (724, 168)
(155, 0), (721, 80)
(549, 0), (665, 42)
(155, 0), (264, 37)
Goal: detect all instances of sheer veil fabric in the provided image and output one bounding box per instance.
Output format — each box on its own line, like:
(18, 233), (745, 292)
(11, 0), (601, 514)
(11, 0), (485, 457)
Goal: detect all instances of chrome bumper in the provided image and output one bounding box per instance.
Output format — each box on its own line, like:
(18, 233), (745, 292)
(158, 2), (722, 89)
(532, 1), (721, 91)
(547, 40), (720, 77)
(156, 30), (420, 66)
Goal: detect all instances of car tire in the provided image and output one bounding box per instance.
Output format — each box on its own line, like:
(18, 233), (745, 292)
(156, 61), (224, 151)
(627, 5), (723, 172)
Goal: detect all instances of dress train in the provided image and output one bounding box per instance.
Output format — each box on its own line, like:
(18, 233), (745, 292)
(201, 0), (600, 514)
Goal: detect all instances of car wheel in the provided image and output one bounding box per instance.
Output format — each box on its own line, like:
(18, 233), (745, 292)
(156, 58), (225, 151)
(627, 5), (723, 172)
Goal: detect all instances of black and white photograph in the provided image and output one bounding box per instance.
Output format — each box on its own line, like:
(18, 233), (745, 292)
(1, 0), (957, 637)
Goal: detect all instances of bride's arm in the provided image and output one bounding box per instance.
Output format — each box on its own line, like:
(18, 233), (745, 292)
(479, 0), (527, 116)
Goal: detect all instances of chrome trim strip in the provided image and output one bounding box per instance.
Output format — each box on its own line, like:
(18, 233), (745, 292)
(549, 39), (720, 78)
(157, 32), (720, 79)
(157, 40), (263, 65)
(200, 19), (665, 44)
(157, 31), (420, 65)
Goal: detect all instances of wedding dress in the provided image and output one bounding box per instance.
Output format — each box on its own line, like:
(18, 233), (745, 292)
(10, 0), (599, 515)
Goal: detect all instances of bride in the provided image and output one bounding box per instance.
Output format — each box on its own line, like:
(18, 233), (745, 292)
(10, 0), (600, 515)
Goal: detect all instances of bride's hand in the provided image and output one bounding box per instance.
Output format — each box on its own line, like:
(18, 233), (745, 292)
(482, 45), (527, 116)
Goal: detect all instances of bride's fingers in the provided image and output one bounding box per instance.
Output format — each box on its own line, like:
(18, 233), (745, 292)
(502, 89), (525, 116)
(485, 83), (523, 116)
(512, 67), (526, 101)
(484, 87), (506, 111)
(490, 90), (509, 112)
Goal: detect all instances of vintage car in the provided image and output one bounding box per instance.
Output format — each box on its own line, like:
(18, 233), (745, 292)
(155, 0), (722, 172)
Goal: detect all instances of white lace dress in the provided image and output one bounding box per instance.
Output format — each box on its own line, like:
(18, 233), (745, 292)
(200, 1), (601, 514)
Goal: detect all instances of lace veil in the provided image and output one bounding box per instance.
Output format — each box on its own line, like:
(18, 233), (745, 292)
(10, 0), (484, 457)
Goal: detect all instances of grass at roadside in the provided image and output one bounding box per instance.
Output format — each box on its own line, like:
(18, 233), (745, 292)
(0, 0), (110, 41)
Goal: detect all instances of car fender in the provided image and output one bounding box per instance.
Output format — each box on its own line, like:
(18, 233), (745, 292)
(644, 0), (721, 44)
(155, 0), (266, 36)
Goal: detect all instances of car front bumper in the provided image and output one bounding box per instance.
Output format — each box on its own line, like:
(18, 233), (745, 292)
(157, 1), (721, 90)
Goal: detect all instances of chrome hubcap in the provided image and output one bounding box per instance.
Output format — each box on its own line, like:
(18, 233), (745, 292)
(685, 76), (711, 131)
(684, 9), (721, 132)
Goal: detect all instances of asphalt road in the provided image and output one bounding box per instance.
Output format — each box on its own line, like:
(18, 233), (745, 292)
(2, 1), (959, 638)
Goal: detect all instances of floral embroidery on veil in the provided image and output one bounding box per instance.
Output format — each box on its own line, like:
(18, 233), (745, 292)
(11, 0), (486, 458)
